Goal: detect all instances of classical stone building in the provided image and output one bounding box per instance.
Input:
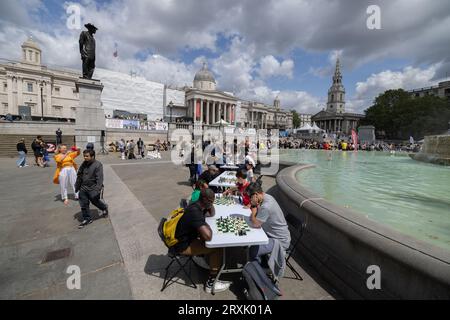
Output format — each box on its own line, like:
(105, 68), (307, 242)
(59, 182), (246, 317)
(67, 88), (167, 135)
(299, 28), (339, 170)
(1, 38), (293, 130)
(0, 37), (80, 120)
(312, 58), (364, 135)
(185, 63), (293, 130)
(408, 81), (450, 99)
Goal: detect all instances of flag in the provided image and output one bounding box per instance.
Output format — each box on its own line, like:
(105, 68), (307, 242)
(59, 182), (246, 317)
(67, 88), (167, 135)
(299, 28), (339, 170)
(113, 42), (118, 58)
(351, 129), (358, 147)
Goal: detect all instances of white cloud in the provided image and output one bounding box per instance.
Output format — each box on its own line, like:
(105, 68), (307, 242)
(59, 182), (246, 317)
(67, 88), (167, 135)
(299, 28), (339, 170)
(348, 64), (439, 113)
(258, 55), (294, 79)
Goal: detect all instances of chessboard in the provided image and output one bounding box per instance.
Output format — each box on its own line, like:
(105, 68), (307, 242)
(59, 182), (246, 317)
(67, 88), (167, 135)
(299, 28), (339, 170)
(223, 171), (237, 177)
(218, 177), (237, 184)
(216, 216), (251, 236)
(214, 196), (235, 206)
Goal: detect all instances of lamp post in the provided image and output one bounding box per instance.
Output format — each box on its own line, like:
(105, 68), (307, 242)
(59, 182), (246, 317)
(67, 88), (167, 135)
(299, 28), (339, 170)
(169, 101), (174, 123)
(40, 82), (44, 121)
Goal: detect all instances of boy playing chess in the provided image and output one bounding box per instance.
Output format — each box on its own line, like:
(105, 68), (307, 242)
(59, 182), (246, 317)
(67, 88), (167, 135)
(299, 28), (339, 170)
(222, 170), (251, 207)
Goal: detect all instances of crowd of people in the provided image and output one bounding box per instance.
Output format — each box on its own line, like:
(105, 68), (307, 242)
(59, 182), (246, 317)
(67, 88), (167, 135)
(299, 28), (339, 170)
(279, 137), (422, 153)
(111, 138), (171, 160)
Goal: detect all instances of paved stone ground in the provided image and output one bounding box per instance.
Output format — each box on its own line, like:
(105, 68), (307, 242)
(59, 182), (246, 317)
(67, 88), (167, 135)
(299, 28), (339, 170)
(0, 152), (337, 300)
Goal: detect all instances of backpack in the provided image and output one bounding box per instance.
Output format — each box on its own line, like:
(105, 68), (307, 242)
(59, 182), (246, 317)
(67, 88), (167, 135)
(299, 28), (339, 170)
(242, 261), (282, 300)
(162, 208), (185, 247)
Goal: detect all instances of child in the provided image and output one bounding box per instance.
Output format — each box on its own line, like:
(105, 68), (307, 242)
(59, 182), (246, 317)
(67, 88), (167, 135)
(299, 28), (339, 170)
(223, 170), (251, 207)
(190, 180), (209, 204)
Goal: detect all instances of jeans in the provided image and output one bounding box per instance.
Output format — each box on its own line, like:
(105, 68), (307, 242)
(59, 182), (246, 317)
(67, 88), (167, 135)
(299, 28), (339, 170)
(78, 189), (108, 220)
(17, 151), (26, 167)
(249, 238), (275, 263)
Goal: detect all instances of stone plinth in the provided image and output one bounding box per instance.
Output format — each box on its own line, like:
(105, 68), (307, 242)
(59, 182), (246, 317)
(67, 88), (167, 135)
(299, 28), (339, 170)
(75, 78), (106, 152)
(358, 125), (375, 144)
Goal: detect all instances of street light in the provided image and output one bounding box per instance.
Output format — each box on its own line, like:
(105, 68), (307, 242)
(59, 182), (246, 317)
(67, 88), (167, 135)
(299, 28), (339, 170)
(40, 82), (44, 121)
(168, 101), (174, 123)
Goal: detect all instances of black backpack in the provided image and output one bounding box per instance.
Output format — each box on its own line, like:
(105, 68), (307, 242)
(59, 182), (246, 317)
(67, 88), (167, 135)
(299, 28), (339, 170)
(242, 261), (282, 300)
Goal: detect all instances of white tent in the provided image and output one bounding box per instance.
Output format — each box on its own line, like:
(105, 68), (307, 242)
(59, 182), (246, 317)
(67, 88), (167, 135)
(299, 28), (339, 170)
(297, 123), (313, 132)
(311, 122), (324, 132)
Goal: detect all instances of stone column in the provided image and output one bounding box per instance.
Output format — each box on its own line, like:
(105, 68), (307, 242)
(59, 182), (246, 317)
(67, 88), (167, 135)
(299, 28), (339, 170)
(17, 77), (23, 107)
(37, 80), (42, 118)
(46, 81), (52, 117)
(200, 99), (204, 124)
(75, 78), (106, 151)
(6, 76), (14, 114)
(206, 100), (210, 125)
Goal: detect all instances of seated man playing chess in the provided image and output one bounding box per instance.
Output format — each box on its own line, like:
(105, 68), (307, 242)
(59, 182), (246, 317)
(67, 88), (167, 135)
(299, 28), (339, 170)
(222, 170), (251, 207)
(247, 182), (291, 279)
(173, 188), (229, 293)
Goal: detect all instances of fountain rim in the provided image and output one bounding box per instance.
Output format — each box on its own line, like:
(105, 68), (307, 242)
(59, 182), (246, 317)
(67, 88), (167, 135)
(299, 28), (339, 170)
(276, 162), (450, 285)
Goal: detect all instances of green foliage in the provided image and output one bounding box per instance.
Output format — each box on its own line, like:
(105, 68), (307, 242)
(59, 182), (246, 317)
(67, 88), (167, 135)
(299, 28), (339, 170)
(363, 89), (450, 139)
(291, 110), (301, 128)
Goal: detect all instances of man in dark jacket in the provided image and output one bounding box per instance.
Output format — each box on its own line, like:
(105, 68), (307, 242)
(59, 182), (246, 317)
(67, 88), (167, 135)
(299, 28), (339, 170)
(56, 128), (62, 145)
(75, 149), (109, 228)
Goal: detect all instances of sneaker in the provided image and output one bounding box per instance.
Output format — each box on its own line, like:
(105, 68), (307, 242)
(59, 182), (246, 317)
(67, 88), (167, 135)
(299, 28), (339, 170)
(24, 164), (29, 167)
(205, 279), (231, 293)
(78, 219), (93, 229)
(99, 206), (109, 218)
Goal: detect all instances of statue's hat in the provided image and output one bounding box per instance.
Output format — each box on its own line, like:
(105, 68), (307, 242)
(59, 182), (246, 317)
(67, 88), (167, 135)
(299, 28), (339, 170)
(84, 23), (98, 31)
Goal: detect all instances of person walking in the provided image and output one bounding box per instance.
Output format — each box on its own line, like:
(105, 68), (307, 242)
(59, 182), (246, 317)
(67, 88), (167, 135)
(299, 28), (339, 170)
(56, 128), (63, 145)
(137, 138), (144, 158)
(31, 136), (45, 167)
(53, 145), (81, 205)
(75, 149), (109, 228)
(16, 138), (28, 168)
(118, 139), (126, 160)
(128, 139), (136, 159)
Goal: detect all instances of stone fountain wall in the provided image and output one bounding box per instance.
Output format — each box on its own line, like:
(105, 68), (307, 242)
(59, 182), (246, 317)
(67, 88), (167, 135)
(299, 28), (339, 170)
(411, 134), (450, 166)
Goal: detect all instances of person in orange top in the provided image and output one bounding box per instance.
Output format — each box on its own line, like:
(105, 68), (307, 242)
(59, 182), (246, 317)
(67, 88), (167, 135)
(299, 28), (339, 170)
(53, 145), (81, 205)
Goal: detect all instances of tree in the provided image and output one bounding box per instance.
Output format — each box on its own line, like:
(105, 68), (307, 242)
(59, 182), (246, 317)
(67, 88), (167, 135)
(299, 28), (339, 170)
(291, 110), (301, 128)
(363, 89), (450, 140)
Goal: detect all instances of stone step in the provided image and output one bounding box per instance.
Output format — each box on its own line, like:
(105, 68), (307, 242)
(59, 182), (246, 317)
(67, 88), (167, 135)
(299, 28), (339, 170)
(0, 134), (75, 157)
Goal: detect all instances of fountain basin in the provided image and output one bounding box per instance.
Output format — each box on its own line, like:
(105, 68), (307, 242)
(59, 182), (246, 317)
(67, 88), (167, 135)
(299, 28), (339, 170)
(273, 162), (450, 299)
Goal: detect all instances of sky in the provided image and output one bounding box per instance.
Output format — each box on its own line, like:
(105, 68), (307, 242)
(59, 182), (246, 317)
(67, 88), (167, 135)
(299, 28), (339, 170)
(0, 0), (449, 115)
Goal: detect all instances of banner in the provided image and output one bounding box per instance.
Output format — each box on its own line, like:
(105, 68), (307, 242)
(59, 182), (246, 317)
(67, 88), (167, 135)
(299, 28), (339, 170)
(123, 120), (139, 130)
(351, 129), (358, 147)
(156, 122), (168, 131)
(105, 118), (123, 129)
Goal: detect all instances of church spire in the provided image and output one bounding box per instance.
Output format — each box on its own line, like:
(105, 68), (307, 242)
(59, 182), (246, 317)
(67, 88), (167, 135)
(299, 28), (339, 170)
(326, 57), (345, 114)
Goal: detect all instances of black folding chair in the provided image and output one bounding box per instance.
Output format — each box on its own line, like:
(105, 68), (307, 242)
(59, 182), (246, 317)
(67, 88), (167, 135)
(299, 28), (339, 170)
(157, 218), (197, 291)
(285, 214), (307, 281)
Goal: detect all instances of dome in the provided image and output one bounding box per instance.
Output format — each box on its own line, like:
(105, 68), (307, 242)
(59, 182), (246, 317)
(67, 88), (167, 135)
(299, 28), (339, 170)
(194, 63), (216, 83)
(22, 36), (41, 51)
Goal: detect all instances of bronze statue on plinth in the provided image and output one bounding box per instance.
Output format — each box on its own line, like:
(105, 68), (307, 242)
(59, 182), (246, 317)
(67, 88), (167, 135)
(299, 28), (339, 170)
(79, 23), (98, 79)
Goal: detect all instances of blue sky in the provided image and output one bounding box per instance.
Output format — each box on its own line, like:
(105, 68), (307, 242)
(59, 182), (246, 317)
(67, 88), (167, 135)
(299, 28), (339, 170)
(0, 0), (449, 114)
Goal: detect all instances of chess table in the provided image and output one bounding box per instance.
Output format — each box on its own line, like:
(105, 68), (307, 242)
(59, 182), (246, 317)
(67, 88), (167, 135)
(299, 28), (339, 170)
(209, 171), (238, 188)
(205, 195), (269, 294)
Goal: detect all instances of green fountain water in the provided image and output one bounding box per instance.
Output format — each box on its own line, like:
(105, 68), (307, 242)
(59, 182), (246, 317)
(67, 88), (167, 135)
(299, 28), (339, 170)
(280, 149), (450, 250)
